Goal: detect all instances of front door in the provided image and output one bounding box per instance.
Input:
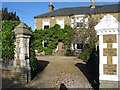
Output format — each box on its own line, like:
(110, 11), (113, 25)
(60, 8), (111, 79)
(58, 41), (63, 51)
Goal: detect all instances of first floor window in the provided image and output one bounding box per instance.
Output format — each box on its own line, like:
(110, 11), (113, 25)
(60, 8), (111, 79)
(72, 16), (74, 19)
(76, 22), (84, 28)
(44, 25), (49, 29)
(56, 19), (64, 29)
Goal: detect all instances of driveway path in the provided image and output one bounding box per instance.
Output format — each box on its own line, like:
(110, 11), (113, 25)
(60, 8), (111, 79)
(27, 56), (92, 89)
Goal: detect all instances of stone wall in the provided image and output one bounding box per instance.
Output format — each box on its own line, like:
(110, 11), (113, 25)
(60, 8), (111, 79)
(35, 13), (119, 30)
(1, 23), (32, 85)
(100, 80), (120, 88)
(35, 16), (71, 30)
(1, 69), (12, 80)
(93, 13), (120, 23)
(11, 68), (31, 84)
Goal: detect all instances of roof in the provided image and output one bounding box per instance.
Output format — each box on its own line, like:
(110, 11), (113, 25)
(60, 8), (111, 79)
(13, 23), (32, 35)
(34, 3), (120, 18)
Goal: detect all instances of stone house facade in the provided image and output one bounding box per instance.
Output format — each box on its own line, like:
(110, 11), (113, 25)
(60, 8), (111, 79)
(34, 1), (120, 53)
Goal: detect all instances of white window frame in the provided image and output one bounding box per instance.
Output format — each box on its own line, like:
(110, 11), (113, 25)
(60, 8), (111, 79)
(71, 16), (75, 28)
(42, 40), (48, 48)
(75, 16), (89, 29)
(75, 43), (83, 50)
(42, 19), (50, 29)
(56, 18), (64, 29)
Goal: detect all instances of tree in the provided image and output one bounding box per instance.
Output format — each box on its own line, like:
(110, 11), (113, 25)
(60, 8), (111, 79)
(72, 15), (98, 50)
(2, 8), (20, 21)
(1, 8), (20, 66)
(87, 15), (98, 50)
(2, 21), (20, 64)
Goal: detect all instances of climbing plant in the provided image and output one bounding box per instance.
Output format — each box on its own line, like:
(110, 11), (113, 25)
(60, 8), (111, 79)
(21, 22), (37, 70)
(2, 20), (20, 61)
(2, 20), (37, 70)
(1, 8), (20, 62)
(29, 35), (37, 70)
(33, 24), (72, 55)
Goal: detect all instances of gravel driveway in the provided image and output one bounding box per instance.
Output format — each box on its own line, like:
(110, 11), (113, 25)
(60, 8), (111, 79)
(27, 56), (92, 89)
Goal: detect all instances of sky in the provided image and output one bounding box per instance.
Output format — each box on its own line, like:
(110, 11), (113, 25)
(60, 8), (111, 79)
(2, 1), (119, 30)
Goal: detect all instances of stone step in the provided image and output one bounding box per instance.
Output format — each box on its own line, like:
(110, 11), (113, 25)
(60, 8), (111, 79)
(53, 51), (65, 56)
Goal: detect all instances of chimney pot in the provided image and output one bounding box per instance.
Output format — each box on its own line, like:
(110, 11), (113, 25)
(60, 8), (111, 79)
(91, 0), (95, 8)
(49, 2), (54, 12)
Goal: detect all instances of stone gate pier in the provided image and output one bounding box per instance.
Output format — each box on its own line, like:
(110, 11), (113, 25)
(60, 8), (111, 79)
(12, 23), (32, 84)
(95, 14), (120, 88)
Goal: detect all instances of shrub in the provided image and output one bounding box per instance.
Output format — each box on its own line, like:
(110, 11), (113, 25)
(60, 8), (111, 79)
(65, 49), (75, 56)
(78, 49), (91, 62)
(45, 48), (53, 55)
(2, 21), (20, 61)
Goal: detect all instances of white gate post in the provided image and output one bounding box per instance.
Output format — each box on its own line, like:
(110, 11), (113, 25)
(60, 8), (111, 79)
(95, 14), (120, 88)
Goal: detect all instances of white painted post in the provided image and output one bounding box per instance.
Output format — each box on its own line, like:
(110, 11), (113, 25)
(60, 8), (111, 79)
(95, 14), (120, 88)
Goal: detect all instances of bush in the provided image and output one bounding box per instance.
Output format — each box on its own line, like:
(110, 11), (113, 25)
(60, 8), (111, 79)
(65, 49), (76, 56)
(65, 49), (72, 56)
(45, 48), (53, 55)
(78, 49), (91, 62)
(2, 21), (20, 61)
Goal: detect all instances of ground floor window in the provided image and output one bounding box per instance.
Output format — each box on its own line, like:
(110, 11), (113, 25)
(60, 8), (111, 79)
(42, 40), (48, 47)
(76, 43), (83, 49)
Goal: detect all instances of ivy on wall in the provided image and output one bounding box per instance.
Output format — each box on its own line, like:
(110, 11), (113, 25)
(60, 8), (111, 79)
(2, 20), (37, 70)
(2, 20), (20, 61)
(33, 24), (72, 55)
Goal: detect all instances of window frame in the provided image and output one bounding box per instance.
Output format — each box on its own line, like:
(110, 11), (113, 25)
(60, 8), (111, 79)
(44, 25), (49, 29)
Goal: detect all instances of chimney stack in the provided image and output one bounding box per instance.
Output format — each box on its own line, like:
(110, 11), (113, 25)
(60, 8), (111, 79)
(91, 0), (95, 8)
(49, 2), (54, 12)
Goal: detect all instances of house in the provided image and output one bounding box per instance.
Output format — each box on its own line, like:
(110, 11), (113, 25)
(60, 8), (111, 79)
(34, 0), (120, 55)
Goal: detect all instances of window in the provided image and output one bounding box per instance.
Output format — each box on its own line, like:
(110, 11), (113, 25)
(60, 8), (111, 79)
(76, 22), (80, 27)
(56, 19), (64, 29)
(44, 42), (48, 47)
(44, 25), (49, 29)
(77, 17), (79, 19)
(77, 44), (83, 49)
(84, 23), (88, 28)
(42, 40), (48, 47)
(79, 22), (84, 27)
(75, 17), (88, 28)
(43, 19), (50, 29)
(72, 17), (74, 19)
(76, 22), (84, 28)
